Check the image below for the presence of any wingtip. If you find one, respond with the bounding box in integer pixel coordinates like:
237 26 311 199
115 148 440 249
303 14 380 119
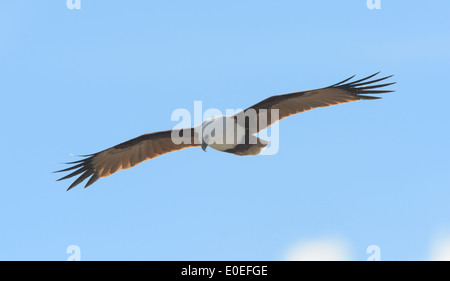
84 174 100 189
329 74 356 87
66 178 87 191
329 72 396 97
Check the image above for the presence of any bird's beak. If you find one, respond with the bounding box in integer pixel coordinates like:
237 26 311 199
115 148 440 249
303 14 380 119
201 140 208 152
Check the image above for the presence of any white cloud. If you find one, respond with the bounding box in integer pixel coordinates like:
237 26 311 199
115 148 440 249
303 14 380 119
284 237 352 261
429 232 450 261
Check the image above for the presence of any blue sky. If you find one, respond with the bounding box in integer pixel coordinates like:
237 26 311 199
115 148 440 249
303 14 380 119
1 1 449 261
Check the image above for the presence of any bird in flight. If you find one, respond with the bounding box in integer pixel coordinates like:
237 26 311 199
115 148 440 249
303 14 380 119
55 72 395 190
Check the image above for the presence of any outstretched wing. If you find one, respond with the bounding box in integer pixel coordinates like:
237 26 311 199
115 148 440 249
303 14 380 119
235 72 395 134
55 128 199 191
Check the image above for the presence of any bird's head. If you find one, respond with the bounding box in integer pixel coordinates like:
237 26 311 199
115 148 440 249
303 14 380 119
200 118 216 152
201 138 208 152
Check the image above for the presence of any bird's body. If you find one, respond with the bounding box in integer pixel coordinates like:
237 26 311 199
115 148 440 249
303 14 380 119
200 115 245 152
56 73 395 190
198 115 269 155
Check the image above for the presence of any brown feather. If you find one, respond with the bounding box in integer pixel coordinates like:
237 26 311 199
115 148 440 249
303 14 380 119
235 73 395 133
56 128 199 190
